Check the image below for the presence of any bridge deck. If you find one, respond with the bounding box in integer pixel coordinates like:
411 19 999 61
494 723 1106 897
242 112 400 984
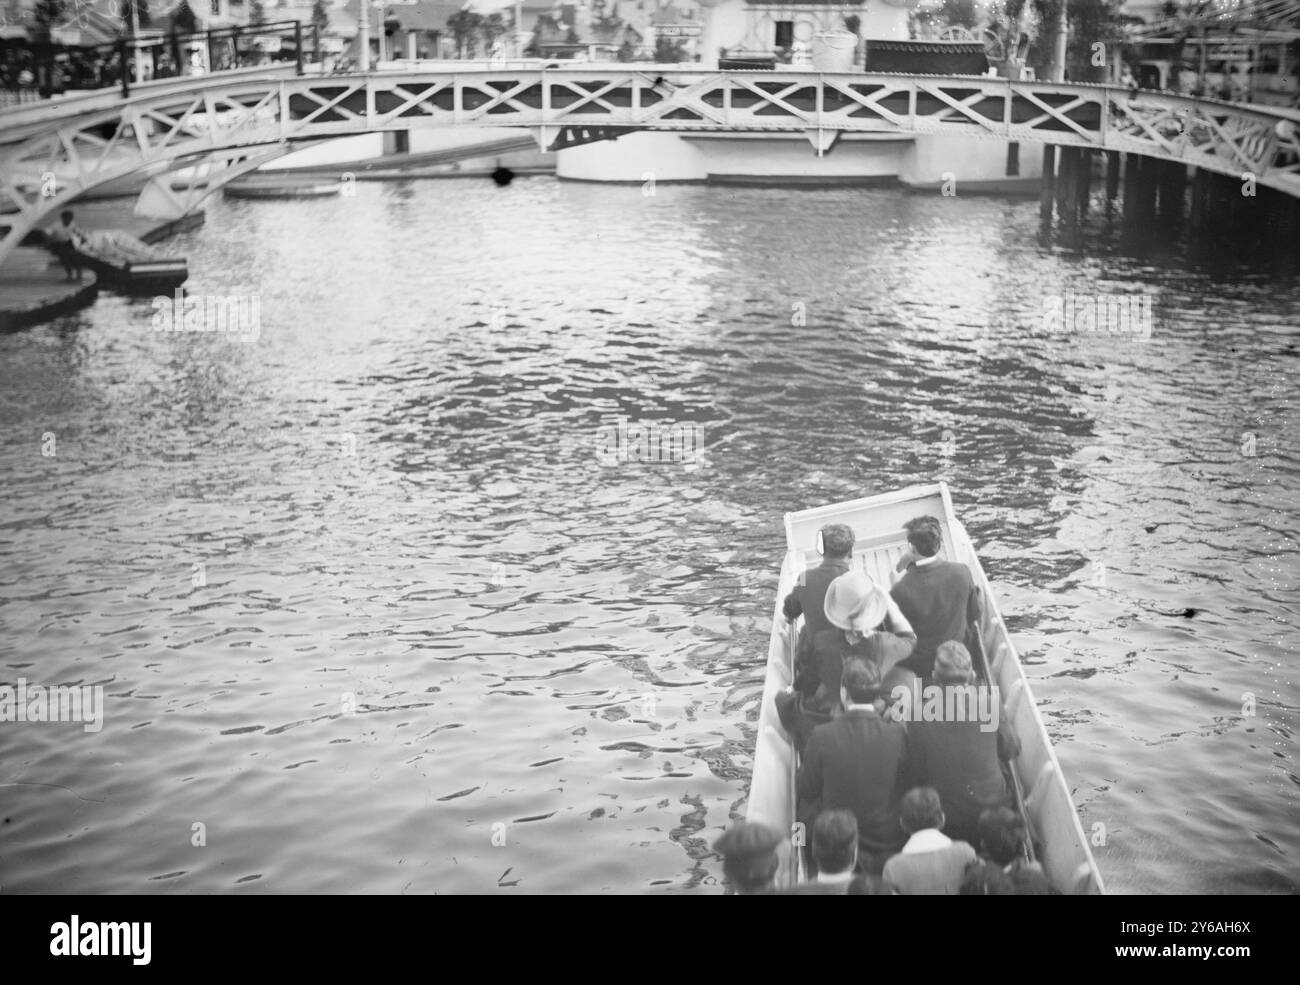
2 67 1299 267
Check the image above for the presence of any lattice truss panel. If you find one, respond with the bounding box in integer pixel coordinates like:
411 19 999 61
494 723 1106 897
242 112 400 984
2 70 1298 263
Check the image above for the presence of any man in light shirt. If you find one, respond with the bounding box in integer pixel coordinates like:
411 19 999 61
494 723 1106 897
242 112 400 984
882 787 976 895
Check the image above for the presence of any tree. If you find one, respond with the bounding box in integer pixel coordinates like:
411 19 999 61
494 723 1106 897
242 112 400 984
311 0 329 34
33 0 66 31
447 9 484 58
482 11 506 53
940 0 980 29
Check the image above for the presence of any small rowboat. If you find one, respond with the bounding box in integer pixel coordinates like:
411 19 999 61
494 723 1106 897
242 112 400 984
748 482 1105 894
73 229 188 294
223 179 340 200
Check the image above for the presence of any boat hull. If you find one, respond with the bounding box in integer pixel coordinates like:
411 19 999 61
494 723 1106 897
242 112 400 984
748 482 1105 894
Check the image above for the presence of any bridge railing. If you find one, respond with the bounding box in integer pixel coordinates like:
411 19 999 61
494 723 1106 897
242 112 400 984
0 19 322 103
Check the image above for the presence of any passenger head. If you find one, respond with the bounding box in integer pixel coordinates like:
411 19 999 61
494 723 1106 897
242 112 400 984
819 523 855 560
811 809 857 876
840 658 883 708
934 640 975 685
900 787 945 835
714 820 783 894
904 515 944 558
977 807 1028 866
824 572 887 634
60 209 75 224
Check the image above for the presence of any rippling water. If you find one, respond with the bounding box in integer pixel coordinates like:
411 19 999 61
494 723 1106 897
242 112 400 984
1 177 1298 894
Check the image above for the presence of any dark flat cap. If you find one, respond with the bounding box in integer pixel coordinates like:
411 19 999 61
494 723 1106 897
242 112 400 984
714 820 783 861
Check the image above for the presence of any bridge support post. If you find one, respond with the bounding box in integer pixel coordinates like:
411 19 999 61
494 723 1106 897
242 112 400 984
1104 151 1119 215
1122 154 1138 226
1156 160 1186 226
1039 145 1057 225
1056 147 1078 229
1075 149 1092 220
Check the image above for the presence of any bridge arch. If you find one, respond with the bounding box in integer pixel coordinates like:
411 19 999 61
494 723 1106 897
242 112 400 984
3 66 1299 265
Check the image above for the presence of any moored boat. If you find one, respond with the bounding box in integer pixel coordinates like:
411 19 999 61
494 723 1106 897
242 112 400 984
73 229 188 294
748 482 1105 893
223 179 341 200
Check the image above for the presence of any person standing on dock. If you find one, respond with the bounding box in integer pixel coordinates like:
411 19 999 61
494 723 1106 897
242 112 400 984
890 516 981 682
44 210 85 282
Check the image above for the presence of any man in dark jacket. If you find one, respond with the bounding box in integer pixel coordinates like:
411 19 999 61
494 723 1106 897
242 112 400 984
783 522 855 640
890 515 981 681
904 641 1018 845
797 659 911 869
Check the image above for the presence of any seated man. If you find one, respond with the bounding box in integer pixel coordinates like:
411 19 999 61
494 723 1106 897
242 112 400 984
783 522 855 642
960 807 1054 895
779 571 916 749
781 809 859 895
713 820 785 895
796 659 911 870
890 515 981 681
881 787 977 895
905 641 1019 845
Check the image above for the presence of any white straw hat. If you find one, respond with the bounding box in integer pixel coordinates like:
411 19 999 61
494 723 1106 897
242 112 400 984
823 572 888 633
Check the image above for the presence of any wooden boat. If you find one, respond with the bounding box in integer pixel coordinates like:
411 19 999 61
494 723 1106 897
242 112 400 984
223 179 340 200
748 482 1106 894
73 230 188 294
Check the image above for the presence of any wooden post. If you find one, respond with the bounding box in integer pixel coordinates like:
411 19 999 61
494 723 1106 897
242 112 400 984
1076 148 1092 219
1058 147 1077 228
1122 153 1140 226
119 39 130 98
296 22 304 75
1157 160 1186 225
1190 166 1207 232
1104 150 1119 214
1040 145 1057 225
